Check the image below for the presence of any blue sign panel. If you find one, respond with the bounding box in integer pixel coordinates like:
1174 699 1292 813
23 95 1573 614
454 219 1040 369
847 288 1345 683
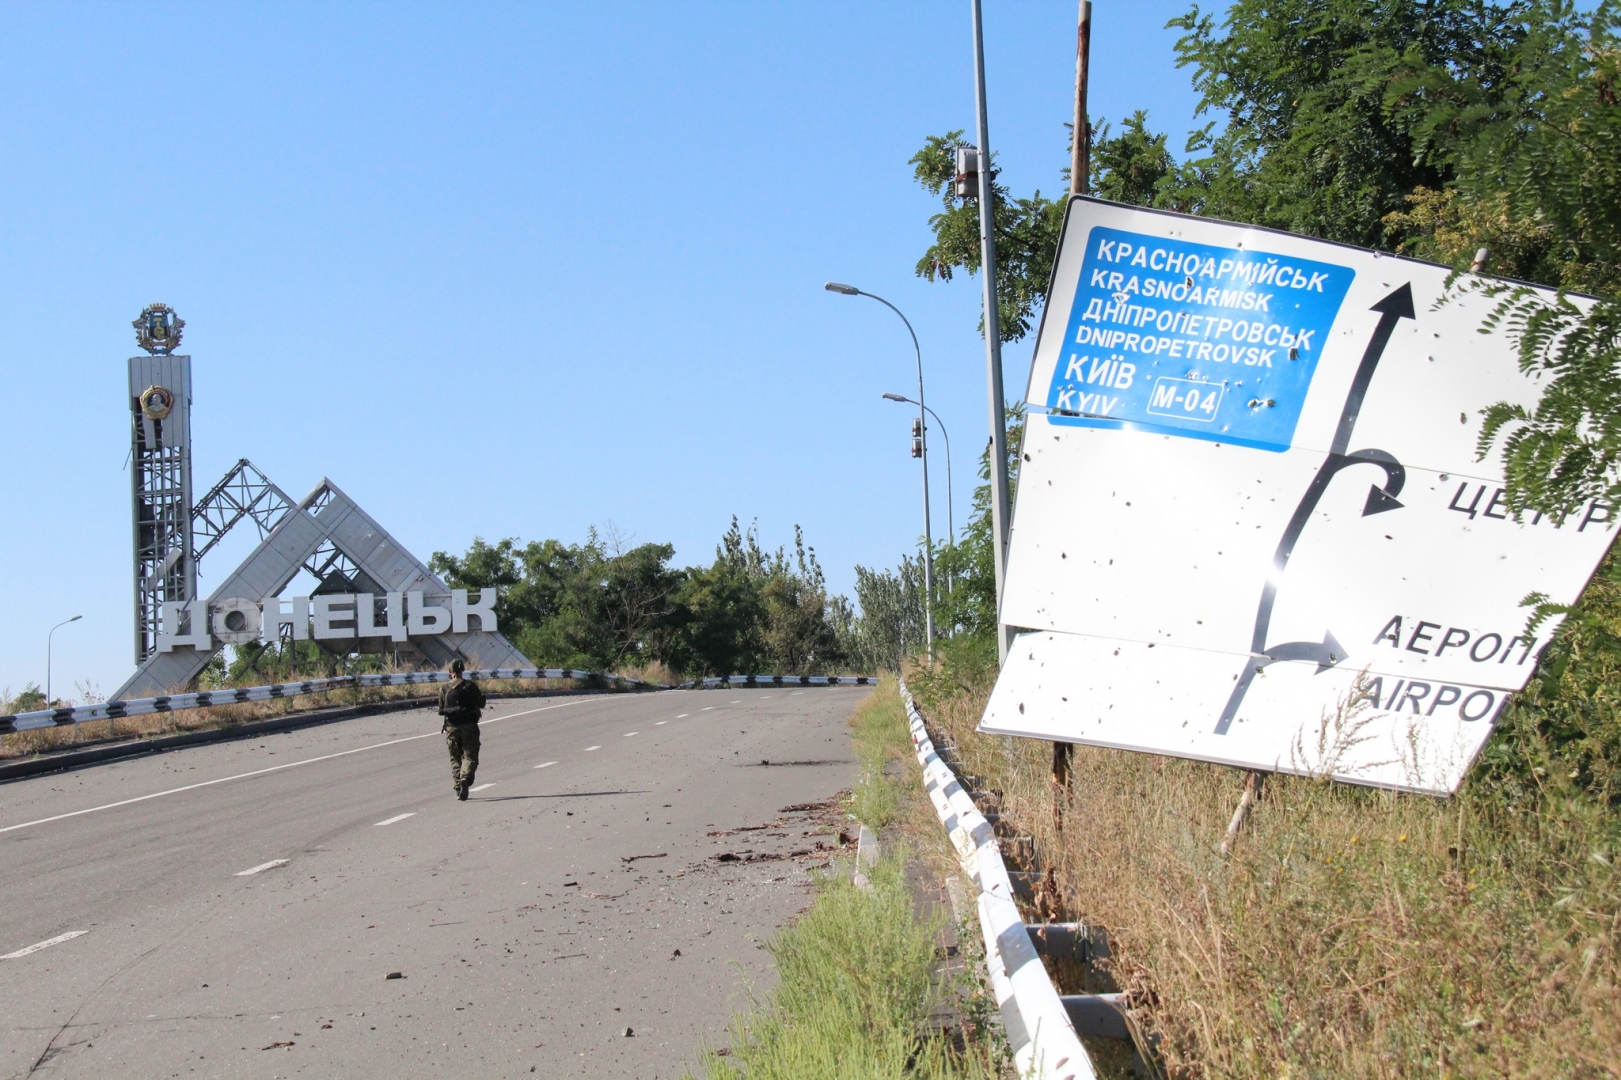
1045 227 1355 452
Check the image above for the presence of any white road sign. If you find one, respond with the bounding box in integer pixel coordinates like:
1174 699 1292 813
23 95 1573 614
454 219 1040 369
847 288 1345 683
981 197 1616 795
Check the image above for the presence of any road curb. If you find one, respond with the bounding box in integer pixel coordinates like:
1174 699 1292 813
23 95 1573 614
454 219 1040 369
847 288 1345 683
0 686 603 785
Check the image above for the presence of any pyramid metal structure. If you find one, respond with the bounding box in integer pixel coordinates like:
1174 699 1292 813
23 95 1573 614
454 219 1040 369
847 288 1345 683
114 477 531 700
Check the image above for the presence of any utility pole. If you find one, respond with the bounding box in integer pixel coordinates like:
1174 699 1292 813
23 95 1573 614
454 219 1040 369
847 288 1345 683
971 0 1013 666
1052 0 1092 824
1071 2 1092 198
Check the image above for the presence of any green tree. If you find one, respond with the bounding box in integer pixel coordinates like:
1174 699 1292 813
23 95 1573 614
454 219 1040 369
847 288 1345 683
431 519 853 678
664 519 846 675
1090 112 1170 206
431 531 680 671
1169 0 1527 248
843 557 927 672
6 684 46 712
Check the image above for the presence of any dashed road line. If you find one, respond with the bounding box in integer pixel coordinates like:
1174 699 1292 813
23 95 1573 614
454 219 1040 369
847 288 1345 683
624 732 638 737
676 714 689 718
235 859 289 877
2 931 88 960
702 707 715 711
585 746 601 752
535 761 558 769
374 813 415 827
0 698 590 837
655 721 666 726
469 783 495 792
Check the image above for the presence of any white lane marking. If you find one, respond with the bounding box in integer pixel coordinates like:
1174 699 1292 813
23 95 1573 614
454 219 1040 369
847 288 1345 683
584 745 601 752
373 813 415 827
483 701 584 725
0 698 589 837
655 721 666 726
702 707 715 711
2 931 88 960
731 699 742 703
676 714 689 718
235 859 289 877
760 695 773 699
534 761 558 769
623 732 638 737
791 692 804 696
469 783 495 792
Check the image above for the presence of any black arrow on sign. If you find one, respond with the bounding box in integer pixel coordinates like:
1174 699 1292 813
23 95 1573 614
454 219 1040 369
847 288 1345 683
1213 283 1415 735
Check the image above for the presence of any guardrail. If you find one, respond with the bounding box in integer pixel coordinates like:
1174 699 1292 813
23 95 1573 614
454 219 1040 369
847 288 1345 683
899 678 1096 1080
0 668 879 736
0 668 651 735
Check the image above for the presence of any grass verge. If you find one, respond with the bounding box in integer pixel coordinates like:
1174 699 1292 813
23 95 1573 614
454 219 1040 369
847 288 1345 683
909 652 1621 1079
689 678 1007 1079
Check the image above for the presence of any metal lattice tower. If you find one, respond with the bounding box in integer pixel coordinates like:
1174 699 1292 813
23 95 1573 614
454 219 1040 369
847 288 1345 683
192 458 295 563
129 306 195 664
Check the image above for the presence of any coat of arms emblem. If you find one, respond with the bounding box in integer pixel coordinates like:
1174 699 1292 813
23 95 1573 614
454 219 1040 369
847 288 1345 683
133 304 184 355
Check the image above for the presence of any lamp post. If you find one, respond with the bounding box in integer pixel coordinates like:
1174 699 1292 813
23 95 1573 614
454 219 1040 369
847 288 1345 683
882 393 953 550
826 282 935 656
47 615 82 707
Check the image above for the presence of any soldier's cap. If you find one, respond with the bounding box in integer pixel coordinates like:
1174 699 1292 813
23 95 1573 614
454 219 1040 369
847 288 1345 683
449 659 465 674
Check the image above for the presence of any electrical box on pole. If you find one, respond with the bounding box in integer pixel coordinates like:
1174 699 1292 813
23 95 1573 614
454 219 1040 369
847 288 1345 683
953 146 981 199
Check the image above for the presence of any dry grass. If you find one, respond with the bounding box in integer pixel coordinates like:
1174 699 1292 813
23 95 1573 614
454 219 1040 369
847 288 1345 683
0 675 609 762
909 669 1621 1079
613 659 681 687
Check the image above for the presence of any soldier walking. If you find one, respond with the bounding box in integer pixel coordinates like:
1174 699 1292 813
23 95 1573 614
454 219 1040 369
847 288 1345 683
438 659 486 801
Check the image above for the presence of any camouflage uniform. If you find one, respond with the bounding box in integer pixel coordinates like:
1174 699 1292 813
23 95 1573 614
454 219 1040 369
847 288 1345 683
439 674 486 798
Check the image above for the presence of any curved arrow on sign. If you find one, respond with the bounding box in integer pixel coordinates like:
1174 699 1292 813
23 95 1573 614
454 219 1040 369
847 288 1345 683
1214 283 1415 735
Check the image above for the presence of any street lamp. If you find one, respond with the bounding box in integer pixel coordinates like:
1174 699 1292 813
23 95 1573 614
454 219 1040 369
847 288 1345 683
826 282 935 656
47 615 82 707
882 393 953 550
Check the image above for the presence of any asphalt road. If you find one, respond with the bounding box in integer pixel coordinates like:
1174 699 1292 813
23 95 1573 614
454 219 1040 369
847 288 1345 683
0 685 869 1079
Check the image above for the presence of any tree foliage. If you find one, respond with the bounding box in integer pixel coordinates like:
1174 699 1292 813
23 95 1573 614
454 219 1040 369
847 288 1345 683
431 519 851 678
910 132 1065 343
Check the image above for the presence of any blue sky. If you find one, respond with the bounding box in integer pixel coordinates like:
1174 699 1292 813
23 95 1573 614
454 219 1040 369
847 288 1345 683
0 1 1206 698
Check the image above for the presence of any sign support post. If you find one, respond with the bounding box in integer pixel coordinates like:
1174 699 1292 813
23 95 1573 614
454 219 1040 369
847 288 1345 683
1051 1 1093 820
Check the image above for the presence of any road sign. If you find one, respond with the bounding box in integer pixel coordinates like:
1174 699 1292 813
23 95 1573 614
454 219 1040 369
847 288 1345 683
982 197 1617 795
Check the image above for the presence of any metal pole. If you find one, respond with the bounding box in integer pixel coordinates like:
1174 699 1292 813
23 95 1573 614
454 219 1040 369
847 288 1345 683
887 396 954 551
887 394 954 601
47 615 82 706
971 0 1013 665
1070 2 1092 197
834 287 935 656
1052 0 1093 824
880 299 938 659
929 405 955 550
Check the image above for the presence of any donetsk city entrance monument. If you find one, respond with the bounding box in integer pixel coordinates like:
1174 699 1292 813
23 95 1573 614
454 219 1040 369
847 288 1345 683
115 305 530 701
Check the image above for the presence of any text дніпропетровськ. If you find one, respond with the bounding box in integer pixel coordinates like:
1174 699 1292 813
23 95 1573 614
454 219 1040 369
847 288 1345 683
1046 227 1356 452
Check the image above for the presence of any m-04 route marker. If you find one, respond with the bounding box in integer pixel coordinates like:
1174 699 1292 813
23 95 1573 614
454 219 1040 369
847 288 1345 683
982 197 1617 795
